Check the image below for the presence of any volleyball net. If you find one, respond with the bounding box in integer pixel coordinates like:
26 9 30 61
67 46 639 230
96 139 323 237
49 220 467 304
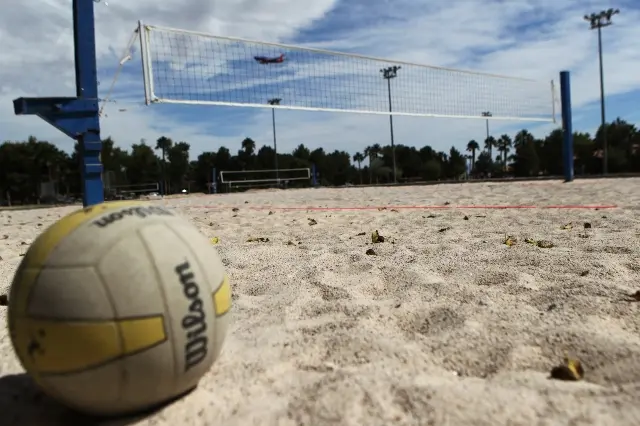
219 168 312 192
104 170 159 198
136 22 557 123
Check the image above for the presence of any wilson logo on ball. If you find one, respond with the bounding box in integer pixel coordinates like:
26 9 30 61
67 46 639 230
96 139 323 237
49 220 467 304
91 206 174 228
175 261 209 371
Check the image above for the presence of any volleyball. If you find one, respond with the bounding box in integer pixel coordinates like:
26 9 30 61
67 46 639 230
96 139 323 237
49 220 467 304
7 201 232 416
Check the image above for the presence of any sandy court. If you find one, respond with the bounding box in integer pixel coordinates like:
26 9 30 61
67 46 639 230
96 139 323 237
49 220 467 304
1 178 640 425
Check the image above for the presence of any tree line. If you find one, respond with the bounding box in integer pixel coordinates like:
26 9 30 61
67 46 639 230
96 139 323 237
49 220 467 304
0 118 639 204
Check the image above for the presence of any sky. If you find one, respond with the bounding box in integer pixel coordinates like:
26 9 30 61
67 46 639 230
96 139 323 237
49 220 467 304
1 0 639 162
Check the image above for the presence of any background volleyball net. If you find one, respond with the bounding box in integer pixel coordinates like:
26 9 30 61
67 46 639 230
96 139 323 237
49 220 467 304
104 170 159 198
137 23 557 122
219 168 311 192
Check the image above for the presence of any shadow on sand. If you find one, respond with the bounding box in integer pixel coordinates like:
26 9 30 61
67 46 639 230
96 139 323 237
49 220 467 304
0 373 181 426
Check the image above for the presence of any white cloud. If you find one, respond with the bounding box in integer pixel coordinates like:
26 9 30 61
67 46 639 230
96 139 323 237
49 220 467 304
1 0 639 163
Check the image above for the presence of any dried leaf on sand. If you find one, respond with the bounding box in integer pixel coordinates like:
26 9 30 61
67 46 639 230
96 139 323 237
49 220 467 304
372 230 385 243
247 237 270 243
503 235 517 246
524 238 555 248
550 356 584 381
536 240 555 248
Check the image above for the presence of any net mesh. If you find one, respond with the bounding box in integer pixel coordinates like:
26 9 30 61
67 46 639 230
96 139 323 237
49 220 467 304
140 24 556 122
108 182 160 194
220 168 311 184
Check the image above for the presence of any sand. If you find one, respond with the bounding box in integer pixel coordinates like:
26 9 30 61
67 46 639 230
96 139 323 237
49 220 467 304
1 178 640 426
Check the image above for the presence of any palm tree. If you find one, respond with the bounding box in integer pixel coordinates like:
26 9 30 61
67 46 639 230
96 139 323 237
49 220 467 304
363 144 381 184
239 137 257 170
513 129 534 150
466 140 480 171
497 134 512 170
155 136 173 194
369 144 382 161
364 146 372 184
484 136 497 164
241 137 256 156
353 152 365 184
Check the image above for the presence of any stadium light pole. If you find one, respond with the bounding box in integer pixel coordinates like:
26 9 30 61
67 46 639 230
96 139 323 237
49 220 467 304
584 8 619 175
482 111 492 164
381 65 401 183
267 98 281 184
481 111 492 141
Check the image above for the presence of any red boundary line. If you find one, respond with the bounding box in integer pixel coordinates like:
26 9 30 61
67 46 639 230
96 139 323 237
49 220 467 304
177 204 618 211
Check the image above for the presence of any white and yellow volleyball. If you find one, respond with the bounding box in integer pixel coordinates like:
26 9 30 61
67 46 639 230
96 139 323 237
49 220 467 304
7 201 231 416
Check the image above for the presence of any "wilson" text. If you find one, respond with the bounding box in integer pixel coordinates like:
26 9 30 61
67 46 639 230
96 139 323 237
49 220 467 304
175 261 209 371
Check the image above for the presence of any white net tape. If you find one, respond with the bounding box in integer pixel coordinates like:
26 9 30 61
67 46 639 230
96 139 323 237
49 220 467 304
139 23 556 122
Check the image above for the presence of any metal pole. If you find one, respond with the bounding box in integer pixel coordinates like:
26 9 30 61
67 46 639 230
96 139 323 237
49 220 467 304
267 98 282 185
485 119 489 141
387 77 397 183
381 66 400 184
560 71 574 182
481 111 492 164
13 0 104 206
585 9 619 175
161 149 166 196
597 25 607 175
272 107 279 184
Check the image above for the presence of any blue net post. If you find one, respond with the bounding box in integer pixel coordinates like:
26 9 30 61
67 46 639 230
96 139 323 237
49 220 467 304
12 0 103 207
311 164 317 186
211 168 217 194
560 71 574 183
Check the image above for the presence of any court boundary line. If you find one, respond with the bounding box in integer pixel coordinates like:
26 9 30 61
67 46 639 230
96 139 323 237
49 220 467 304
173 204 619 211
